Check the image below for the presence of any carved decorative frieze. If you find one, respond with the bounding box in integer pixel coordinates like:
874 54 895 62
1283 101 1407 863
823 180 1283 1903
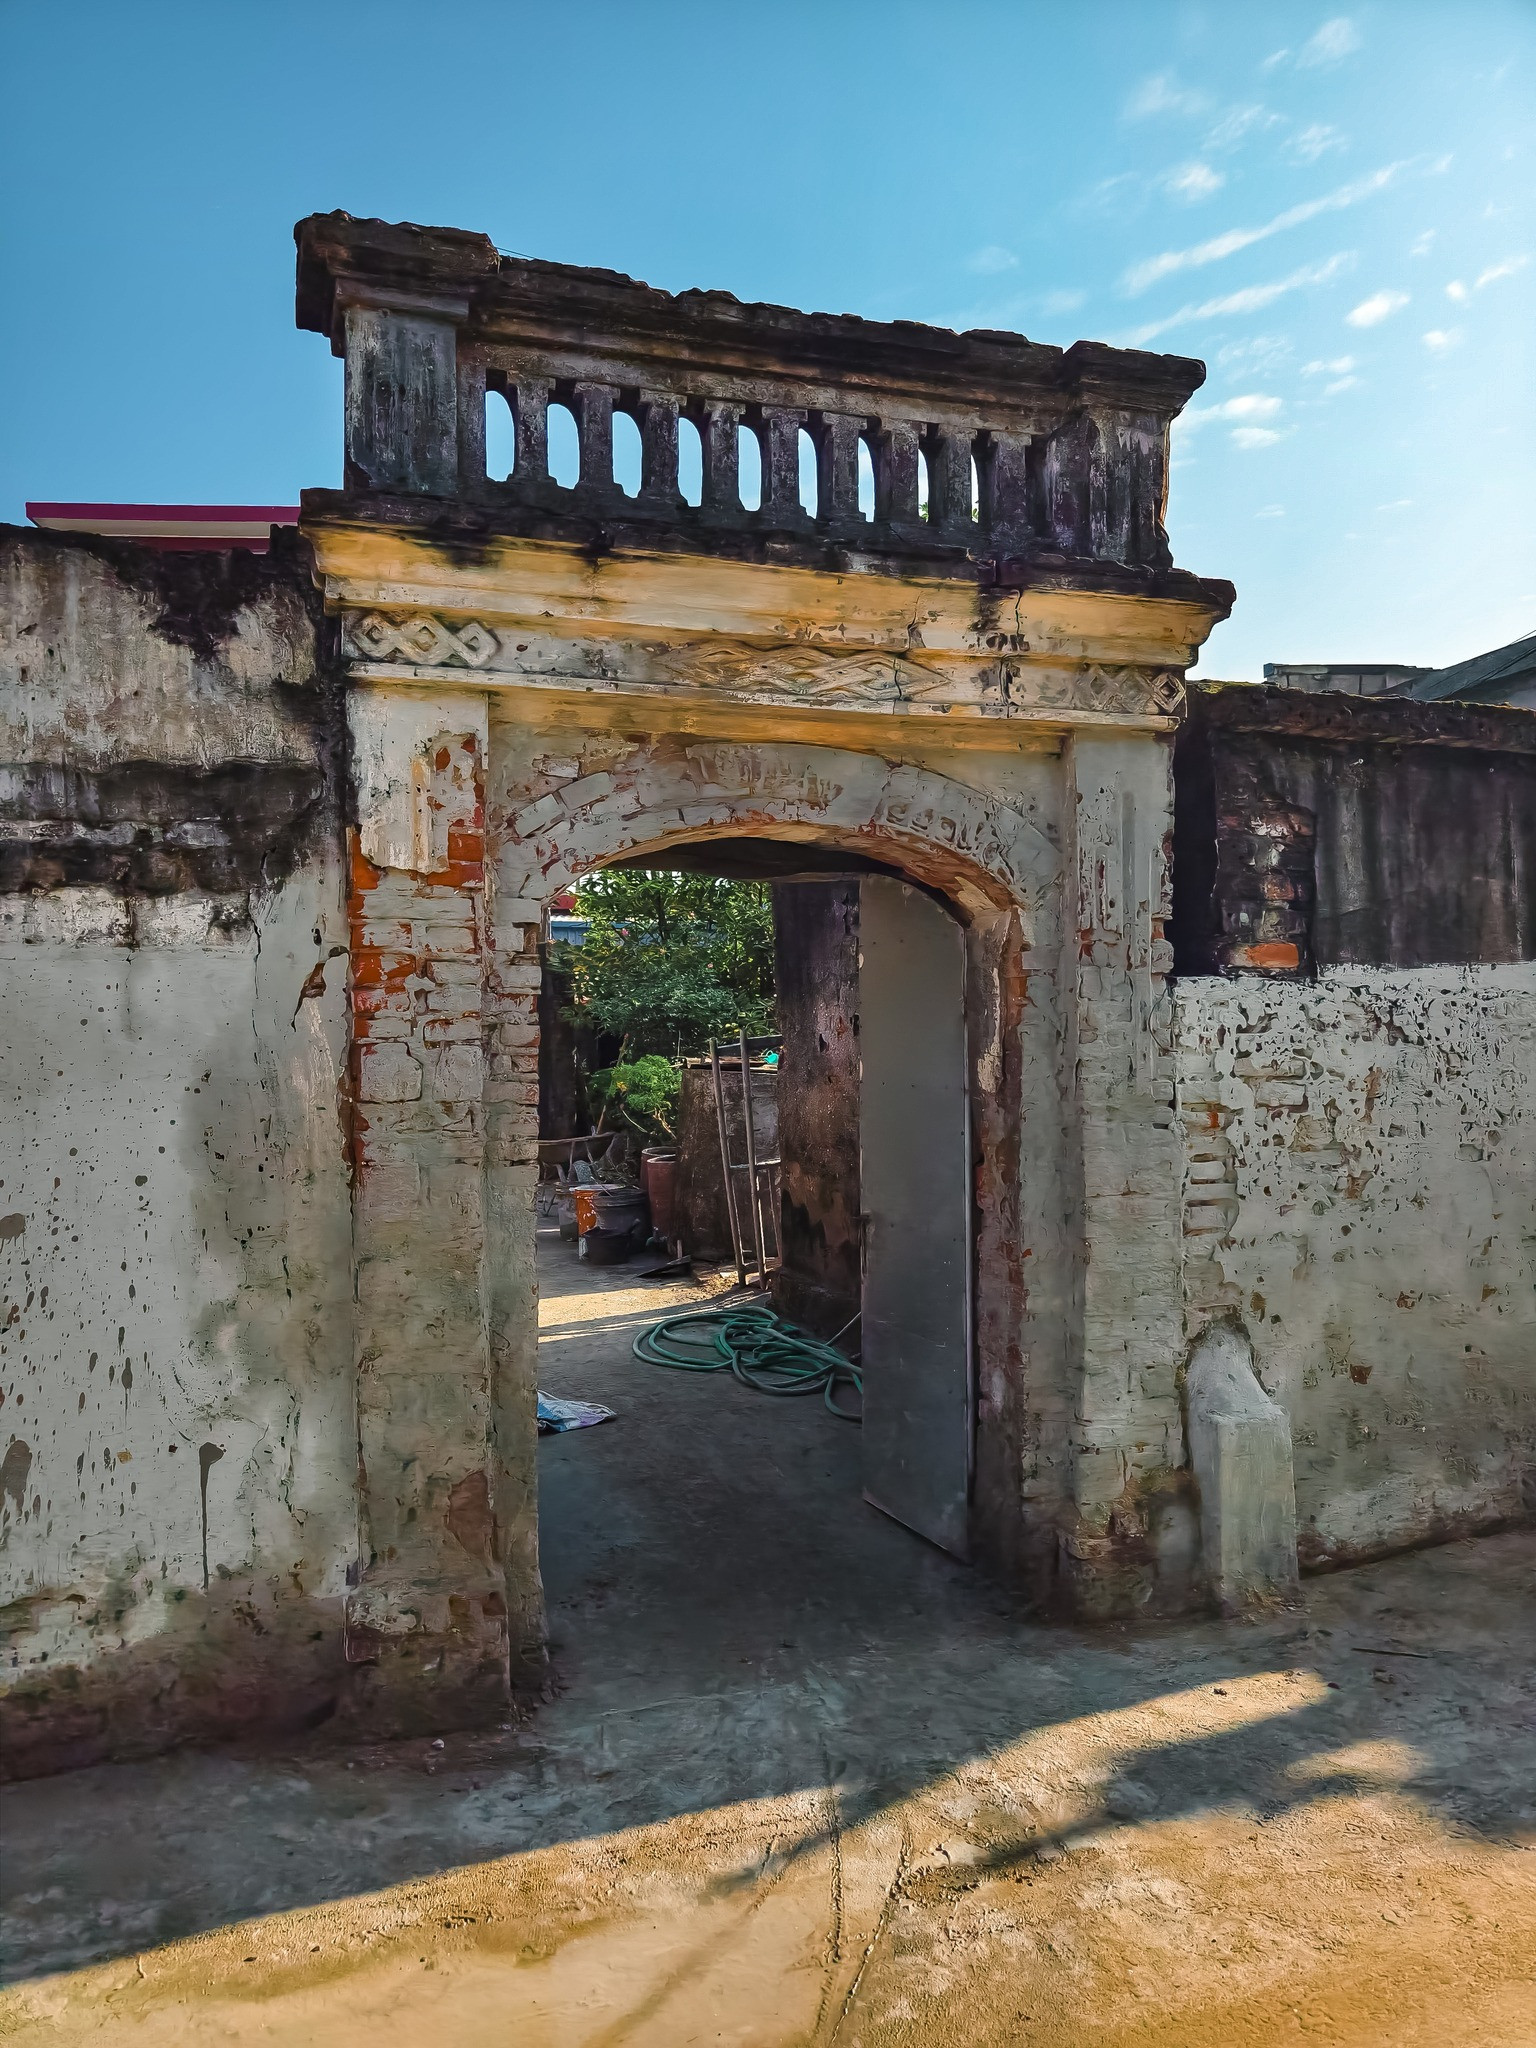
341 607 1186 722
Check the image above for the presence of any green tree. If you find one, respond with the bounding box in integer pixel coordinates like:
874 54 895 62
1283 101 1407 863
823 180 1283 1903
552 868 776 1061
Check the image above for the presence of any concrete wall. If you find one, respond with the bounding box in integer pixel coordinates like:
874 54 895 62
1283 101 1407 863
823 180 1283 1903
1176 966 1536 1566
0 529 356 1776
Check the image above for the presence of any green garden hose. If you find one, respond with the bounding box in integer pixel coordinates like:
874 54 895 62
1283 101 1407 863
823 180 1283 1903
633 1301 862 1420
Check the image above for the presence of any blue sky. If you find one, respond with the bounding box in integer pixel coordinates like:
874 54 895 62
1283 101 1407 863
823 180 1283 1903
2 1 1531 677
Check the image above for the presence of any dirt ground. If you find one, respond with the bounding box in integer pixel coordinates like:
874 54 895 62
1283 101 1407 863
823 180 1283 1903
2 1227 1533 2045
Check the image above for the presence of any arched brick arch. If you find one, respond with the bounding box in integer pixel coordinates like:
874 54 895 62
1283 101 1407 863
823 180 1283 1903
489 734 1060 921
480 721 1063 1633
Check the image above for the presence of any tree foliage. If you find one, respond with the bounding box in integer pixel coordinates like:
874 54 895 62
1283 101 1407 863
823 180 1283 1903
552 868 776 1060
584 1055 681 1141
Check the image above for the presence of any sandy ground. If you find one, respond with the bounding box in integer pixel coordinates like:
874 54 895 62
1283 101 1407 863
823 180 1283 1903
1 1227 1533 2044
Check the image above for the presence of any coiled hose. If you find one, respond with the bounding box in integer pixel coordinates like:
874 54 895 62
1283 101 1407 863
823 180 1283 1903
632 1301 862 1420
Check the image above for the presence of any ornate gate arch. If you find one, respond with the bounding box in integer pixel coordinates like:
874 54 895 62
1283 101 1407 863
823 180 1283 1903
296 213 1233 1728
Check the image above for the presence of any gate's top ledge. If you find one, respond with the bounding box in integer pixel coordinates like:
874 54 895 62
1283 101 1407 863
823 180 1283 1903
295 211 1232 610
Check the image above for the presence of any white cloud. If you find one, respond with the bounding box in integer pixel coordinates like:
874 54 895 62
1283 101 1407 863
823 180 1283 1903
1376 499 1414 510
1445 279 1469 302
1422 328 1462 352
1346 289 1409 327
1298 18 1362 67
1126 253 1354 344
1410 230 1436 256
1302 355 1356 374
1475 255 1530 288
1288 123 1344 165
1164 161 1225 201
967 245 1018 275
1232 427 1284 448
1256 504 1287 517
1204 103 1279 151
1040 287 1086 315
1122 163 1402 294
1261 49 1291 71
1184 393 1285 431
1126 73 1208 120
1218 333 1293 372
1325 375 1360 394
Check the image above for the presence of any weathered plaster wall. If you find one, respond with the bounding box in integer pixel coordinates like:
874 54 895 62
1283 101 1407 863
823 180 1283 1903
0 530 355 1777
1175 967 1536 1567
1172 686 1536 976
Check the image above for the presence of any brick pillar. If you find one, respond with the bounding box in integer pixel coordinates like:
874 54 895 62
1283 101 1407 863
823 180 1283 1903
1059 732 1188 1615
343 684 513 1733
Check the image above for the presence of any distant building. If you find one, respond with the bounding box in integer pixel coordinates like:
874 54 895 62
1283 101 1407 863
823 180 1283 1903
1262 661 1426 697
1264 630 1536 709
1395 631 1536 710
26 503 299 553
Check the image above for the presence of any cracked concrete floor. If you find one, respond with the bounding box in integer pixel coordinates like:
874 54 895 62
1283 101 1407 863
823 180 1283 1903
2 1228 1533 2044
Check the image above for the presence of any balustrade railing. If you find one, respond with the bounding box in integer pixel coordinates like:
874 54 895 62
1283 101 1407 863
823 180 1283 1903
297 212 1211 577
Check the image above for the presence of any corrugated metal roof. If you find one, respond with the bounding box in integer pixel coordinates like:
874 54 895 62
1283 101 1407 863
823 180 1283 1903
1400 631 1536 704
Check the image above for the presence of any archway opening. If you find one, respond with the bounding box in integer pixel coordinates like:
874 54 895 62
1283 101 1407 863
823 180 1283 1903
531 832 976 1696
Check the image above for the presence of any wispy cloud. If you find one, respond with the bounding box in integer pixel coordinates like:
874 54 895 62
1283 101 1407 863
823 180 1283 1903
1410 230 1436 256
1040 287 1086 315
1126 253 1354 344
1287 123 1345 165
1164 161 1225 201
1298 18 1362 67
1324 375 1359 394
1475 255 1530 288
1232 426 1284 449
1256 504 1287 517
1302 355 1356 375
1347 289 1408 327
1263 18 1362 74
1218 333 1294 372
967 245 1017 275
1204 103 1279 151
1188 393 1285 424
1422 328 1462 352
1125 72 1208 120
1122 164 1401 294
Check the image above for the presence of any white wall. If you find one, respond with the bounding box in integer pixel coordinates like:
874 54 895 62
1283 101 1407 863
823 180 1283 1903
1176 966 1536 1564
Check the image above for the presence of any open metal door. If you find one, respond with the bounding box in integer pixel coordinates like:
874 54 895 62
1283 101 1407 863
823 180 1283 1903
858 876 972 1558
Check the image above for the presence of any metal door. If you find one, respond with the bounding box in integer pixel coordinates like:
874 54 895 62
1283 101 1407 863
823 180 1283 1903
858 876 972 1557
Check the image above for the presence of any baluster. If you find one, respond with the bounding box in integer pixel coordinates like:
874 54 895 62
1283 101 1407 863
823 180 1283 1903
977 430 1032 548
695 399 742 521
512 377 551 489
570 382 617 503
871 420 921 532
815 413 865 531
757 407 810 528
458 353 487 492
925 427 975 538
636 391 683 515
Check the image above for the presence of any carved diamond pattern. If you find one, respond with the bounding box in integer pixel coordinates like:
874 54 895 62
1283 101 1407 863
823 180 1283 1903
349 611 500 668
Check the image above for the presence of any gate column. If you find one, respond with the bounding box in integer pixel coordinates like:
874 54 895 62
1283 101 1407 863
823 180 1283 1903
1060 731 1189 1614
343 680 531 1731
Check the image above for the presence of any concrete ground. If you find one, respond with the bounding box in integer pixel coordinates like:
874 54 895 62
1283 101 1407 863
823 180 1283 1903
1 1227 1533 2044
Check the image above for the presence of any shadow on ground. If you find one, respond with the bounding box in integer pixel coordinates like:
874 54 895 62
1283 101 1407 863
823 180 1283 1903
2 1233 1532 1986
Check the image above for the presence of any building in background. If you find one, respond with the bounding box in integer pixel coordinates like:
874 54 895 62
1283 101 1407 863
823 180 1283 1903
26 504 300 553
1263 630 1536 708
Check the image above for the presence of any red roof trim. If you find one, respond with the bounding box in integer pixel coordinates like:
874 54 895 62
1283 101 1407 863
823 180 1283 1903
27 503 301 522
